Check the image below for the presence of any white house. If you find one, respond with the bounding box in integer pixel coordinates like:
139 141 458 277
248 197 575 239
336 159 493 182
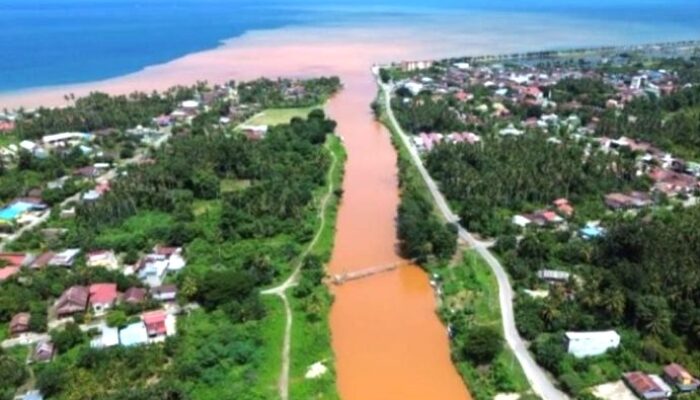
48 249 81 267
565 330 620 358
512 215 532 228
90 325 120 349
403 81 425 96
86 250 119 270
499 124 524 137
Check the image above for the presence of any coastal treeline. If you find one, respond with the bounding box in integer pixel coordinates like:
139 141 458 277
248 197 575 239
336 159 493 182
238 77 341 108
13 88 196 139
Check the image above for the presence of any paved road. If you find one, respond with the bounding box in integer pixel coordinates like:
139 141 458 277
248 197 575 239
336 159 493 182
1 333 50 349
377 72 568 400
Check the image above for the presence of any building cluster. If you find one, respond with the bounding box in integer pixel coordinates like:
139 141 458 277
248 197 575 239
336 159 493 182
3 244 187 375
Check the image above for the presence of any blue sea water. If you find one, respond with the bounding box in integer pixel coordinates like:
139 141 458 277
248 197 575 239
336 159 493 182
1 0 699 93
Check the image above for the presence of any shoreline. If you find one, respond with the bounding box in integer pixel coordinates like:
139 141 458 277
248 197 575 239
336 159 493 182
2 9 699 110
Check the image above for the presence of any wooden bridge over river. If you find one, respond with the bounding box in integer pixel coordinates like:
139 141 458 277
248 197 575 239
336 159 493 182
331 260 415 285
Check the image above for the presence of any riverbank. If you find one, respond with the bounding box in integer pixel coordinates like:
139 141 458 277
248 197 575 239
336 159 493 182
378 90 530 399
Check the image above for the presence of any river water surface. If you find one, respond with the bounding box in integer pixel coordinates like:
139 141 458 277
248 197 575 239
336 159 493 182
326 68 472 400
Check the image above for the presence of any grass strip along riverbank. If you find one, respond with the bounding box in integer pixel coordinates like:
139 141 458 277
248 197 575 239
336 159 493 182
260 126 346 400
377 88 536 400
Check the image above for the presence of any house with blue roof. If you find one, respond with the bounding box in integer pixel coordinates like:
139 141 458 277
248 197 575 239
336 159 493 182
119 322 149 347
580 223 606 240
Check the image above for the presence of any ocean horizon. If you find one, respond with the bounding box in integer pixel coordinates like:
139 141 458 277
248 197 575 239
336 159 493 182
1 0 700 94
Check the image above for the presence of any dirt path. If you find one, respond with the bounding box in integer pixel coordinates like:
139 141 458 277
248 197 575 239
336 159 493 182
261 138 340 400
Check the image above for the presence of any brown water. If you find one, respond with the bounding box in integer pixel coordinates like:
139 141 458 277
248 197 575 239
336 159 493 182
0 29 471 400
326 71 471 400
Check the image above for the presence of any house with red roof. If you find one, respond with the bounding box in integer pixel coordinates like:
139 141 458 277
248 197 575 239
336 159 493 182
649 167 698 197
0 266 20 282
0 120 15 133
123 287 147 305
89 283 119 315
55 285 89 318
141 309 176 343
0 252 34 268
624 371 673 400
663 363 700 392
553 198 574 217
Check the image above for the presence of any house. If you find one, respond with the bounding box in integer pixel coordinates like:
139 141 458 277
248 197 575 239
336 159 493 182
624 372 673 400
9 312 31 336
119 322 149 347
89 283 119 315
402 81 425 96
0 252 35 268
0 266 20 282
42 132 91 148
553 198 574 217
239 125 268 141
512 215 532 228
537 269 571 283
565 331 620 358
55 285 89 317
519 210 563 227
580 223 606 240
15 390 44 400
151 284 177 302
33 341 55 363
141 310 176 342
0 120 15 133
154 245 186 272
73 166 99 179
123 287 147 304
499 124 524 136
604 192 653 210
30 252 55 269
90 325 120 349
663 363 700 392
86 250 119 270
136 255 169 287
649 168 698 196
48 249 81 267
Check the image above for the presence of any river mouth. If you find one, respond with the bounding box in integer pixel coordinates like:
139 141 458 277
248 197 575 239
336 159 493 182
4 11 696 399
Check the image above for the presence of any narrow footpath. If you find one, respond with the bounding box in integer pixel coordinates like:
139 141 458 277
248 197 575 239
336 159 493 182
260 140 339 400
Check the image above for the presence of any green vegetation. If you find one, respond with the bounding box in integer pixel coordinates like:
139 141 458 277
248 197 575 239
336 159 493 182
242 106 319 126
424 135 644 237
379 94 457 262
0 102 344 399
288 134 345 399
14 88 196 140
494 206 700 396
380 89 526 397
238 77 341 108
391 94 467 134
438 252 530 400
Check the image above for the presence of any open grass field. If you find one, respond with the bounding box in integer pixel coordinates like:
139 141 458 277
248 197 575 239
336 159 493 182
242 106 321 127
